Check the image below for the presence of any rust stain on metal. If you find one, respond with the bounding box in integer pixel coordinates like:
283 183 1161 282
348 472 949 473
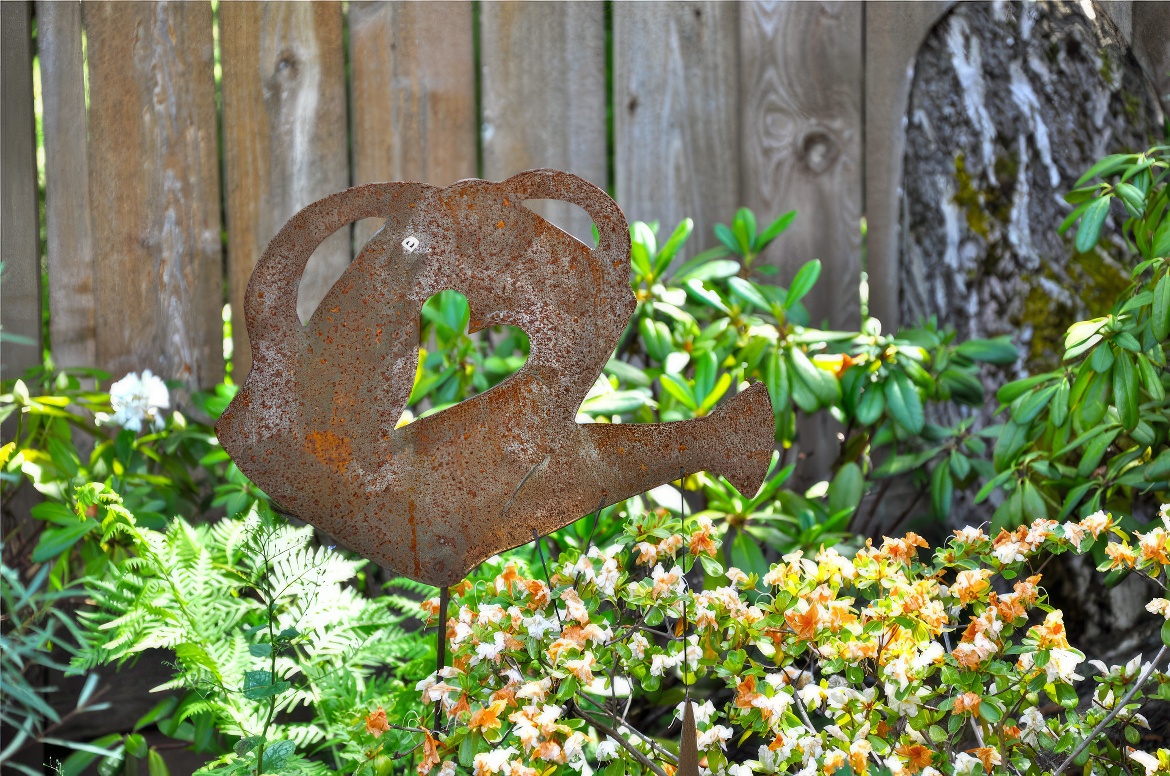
216 169 774 588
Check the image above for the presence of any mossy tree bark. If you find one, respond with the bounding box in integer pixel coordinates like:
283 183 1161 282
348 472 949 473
897 0 1166 670
900 1 1164 373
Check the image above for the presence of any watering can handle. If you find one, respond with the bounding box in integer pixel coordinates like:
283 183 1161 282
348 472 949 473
498 169 632 291
244 182 438 352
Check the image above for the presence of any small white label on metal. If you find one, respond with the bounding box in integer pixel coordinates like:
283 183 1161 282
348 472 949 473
402 236 420 253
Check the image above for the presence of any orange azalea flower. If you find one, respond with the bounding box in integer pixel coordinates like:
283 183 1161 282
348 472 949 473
688 516 718 558
1140 528 1170 565
1002 725 1022 742
1105 542 1139 569
495 562 523 595
417 729 441 776
490 687 516 707
895 743 933 774
849 741 872 774
1030 610 1070 649
421 597 440 619
952 568 992 605
969 747 1001 770
365 707 390 738
734 675 761 709
468 699 508 733
953 692 981 716
522 579 551 608
451 580 473 596
786 604 820 641
449 693 471 717
768 734 786 751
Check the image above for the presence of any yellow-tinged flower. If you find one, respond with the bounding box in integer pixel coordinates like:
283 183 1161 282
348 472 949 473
468 699 508 733
1106 542 1139 569
1030 610 1070 649
495 562 523 595
1139 527 1170 565
952 569 992 604
565 651 596 684
895 743 934 775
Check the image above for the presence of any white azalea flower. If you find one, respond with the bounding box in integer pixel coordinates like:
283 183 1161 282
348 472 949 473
109 370 170 432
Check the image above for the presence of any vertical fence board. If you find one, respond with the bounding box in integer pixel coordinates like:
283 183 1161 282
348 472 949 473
38 1 96 371
863 1 951 331
84 2 223 388
480 2 607 243
0 1 42 381
739 1 863 486
740 1 863 331
220 2 349 378
349 2 476 251
614 2 740 258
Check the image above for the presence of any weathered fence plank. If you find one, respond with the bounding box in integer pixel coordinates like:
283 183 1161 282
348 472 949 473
740 0 863 331
220 2 349 377
83 2 224 388
739 0 864 487
480 2 607 243
38 1 96 372
614 2 740 258
0 1 41 382
349 1 477 251
863 1 951 331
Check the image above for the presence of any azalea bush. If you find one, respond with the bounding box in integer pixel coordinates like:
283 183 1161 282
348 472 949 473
984 144 1170 530
400 505 1170 776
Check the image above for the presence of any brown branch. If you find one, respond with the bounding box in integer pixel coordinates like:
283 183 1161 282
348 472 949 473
569 701 669 776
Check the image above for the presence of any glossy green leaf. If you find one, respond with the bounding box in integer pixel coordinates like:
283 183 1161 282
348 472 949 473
884 371 924 434
1112 350 1138 431
1075 196 1110 253
785 260 822 308
1153 273 1170 340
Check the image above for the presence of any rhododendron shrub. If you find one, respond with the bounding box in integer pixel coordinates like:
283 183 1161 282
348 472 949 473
383 503 1170 776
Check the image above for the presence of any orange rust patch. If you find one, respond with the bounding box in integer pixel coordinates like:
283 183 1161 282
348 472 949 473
304 430 352 473
497 220 505 229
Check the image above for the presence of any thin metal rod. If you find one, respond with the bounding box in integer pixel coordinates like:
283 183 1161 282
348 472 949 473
433 585 449 731
532 529 563 627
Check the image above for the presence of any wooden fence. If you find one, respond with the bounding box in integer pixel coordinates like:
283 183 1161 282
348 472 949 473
2 1 1167 389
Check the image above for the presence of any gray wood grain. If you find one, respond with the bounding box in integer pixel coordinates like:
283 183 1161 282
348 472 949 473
739 1 864 487
863 1 952 331
480 1 607 243
84 2 224 388
349 1 477 251
614 2 740 260
0 1 42 381
220 2 349 378
38 1 96 372
740 0 863 331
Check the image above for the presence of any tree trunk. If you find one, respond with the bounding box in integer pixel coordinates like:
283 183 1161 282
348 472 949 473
897 0 1166 666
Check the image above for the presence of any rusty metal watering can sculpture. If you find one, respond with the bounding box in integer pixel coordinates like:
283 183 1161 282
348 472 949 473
216 169 774 589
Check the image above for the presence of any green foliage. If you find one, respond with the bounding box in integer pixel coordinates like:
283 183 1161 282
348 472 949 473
987 145 1170 530
70 486 431 776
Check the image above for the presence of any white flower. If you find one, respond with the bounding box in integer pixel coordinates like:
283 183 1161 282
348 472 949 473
650 651 683 677
799 683 825 710
1129 749 1161 776
438 762 457 776
109 370 170 432
726 764 754 776
1147 599 1170 619
675 700 717 726
523 614 559 640
452 621 474 646
953 752 981 776
473 747 516 776
697 725 733 750
478 604 505 624
751 691 793 718
595 738 620 761
473 631 507 664
629 632 649 660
